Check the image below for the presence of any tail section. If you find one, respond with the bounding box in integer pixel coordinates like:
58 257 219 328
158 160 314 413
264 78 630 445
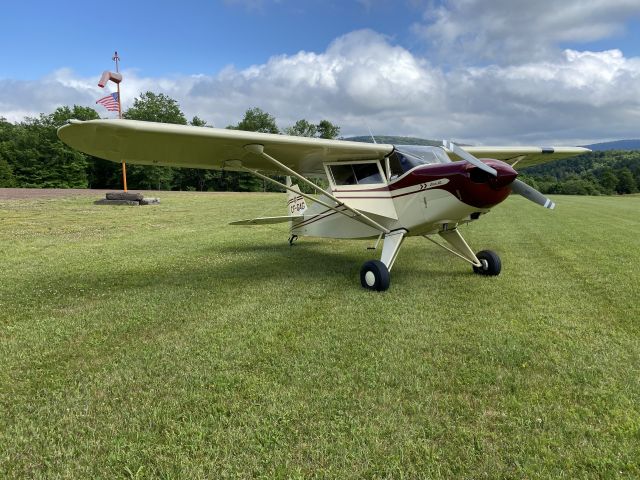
286 176 307 216
230 177 307 228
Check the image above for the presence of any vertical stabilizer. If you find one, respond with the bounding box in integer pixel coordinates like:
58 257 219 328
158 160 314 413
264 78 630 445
286 176 307 216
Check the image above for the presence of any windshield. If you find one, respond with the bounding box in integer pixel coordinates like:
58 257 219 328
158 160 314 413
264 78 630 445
388 145 452 178
395 145 451 165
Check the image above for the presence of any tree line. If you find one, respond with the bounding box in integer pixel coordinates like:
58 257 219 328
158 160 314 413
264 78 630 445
0 91 340 192
520 150 640 195
1 91 639 195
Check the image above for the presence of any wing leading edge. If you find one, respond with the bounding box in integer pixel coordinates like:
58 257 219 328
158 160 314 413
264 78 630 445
458 146 590 169
58 119 589 175
57 119 393 177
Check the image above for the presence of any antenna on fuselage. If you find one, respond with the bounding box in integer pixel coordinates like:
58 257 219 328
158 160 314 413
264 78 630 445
367 125 377 144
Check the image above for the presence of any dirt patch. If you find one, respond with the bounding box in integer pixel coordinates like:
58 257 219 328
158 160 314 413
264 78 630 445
0 188 267 200
0 188 153 200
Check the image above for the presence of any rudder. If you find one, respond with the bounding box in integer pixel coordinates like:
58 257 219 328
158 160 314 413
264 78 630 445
286 176 307 216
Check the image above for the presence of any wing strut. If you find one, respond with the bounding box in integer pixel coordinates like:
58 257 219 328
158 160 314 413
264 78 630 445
424 228 482 267
242 144 390 234
239 166 389 234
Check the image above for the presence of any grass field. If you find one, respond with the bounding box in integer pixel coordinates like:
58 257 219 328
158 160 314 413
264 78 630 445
1 191 639 478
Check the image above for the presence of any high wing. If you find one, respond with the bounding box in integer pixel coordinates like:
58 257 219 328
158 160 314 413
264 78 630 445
57 119 393 177
456 146 590 169
58 119 589 175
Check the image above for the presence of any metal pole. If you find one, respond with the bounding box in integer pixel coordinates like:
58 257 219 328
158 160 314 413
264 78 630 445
113 51 128 192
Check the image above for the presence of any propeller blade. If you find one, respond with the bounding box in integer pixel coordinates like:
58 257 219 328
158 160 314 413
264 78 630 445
443 140 498 177
511 179 556 209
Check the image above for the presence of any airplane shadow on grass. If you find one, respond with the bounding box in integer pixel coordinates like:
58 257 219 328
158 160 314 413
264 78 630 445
205 239 471 280
22 237 473 304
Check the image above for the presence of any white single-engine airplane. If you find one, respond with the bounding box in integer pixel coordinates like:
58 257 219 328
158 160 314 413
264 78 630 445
58 120 589 291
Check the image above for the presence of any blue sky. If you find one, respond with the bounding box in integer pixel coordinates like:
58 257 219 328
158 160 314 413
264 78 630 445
2 0 640 143
4 1 420 78
4 0 639 78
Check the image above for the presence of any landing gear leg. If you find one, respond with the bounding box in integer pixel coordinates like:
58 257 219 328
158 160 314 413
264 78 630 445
288 234 298 246
360 229 406 291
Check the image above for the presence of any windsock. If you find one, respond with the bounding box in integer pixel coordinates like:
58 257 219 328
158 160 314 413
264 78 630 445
98 70 123 87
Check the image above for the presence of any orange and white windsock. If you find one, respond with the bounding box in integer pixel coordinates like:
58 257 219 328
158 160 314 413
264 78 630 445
98 70 122 88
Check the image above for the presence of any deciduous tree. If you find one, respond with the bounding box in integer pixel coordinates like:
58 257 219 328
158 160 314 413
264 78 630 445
228 107 279 134
285 119 317 137
317 120 340 139
616 168 637 194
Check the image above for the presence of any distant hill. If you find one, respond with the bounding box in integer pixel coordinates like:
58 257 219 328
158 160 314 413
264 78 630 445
583 140 640 151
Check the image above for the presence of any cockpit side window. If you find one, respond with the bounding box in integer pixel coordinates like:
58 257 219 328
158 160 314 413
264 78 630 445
328 161 385 186
330 164 357 185
353 163 383 184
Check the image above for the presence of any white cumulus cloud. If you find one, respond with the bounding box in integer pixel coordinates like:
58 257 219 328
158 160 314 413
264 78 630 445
1 30 640 145
414 0 640 63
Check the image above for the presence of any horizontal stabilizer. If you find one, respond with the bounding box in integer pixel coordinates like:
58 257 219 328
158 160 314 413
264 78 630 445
230 215 303 226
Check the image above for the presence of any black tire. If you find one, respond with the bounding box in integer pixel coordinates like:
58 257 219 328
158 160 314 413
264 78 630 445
472 250 501 276
360 260 390 291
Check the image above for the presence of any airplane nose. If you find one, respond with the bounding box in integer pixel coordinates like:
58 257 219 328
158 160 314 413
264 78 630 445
457 159 517 208
486 160 518 189
466 159 518 189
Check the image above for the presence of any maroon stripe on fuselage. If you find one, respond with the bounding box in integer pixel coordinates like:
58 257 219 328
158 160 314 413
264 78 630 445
287 195 303 205
293 206 348 228
398 160 516 208
337 160 516 209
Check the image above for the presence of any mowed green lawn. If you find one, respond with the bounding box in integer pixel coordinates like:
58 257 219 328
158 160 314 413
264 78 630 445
1 192 638 479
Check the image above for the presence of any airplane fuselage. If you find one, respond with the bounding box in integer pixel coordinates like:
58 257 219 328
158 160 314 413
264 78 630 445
292 159 518 239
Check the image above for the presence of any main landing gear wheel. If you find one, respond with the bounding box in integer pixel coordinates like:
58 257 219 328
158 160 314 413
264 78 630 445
360 260 390 291
472 250 502 276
